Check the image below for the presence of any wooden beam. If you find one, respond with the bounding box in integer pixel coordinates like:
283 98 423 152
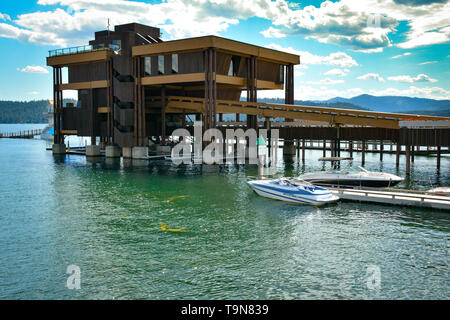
47 50 112 67
141 73 205 85
97 107 110 113
59 80 109 90
60 130 78 135
132 35 300 65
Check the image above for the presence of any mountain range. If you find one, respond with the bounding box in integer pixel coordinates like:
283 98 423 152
321 94 450 116
0 95 448 123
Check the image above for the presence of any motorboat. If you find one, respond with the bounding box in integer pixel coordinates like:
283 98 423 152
248 178 339 206
426 187 450 197
297 166 404 188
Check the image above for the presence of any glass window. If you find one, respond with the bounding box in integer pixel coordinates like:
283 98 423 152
228 59 234 76
110 39 121 51
158 55 164 75
172 54 178 74
144 57 151 76
228 56 240 76
279 65 284 83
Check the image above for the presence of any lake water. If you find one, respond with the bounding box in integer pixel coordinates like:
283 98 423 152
0 124 448 299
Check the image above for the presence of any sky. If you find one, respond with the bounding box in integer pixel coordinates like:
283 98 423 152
0 0 449 101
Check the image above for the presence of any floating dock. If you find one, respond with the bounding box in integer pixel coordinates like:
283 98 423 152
329 187 450 211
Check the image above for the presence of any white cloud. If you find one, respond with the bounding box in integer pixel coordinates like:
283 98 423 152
267 43 358 68
260 26 286 38
418 61 437 65
324 68 350 76
387 73 438 83
18 65 49 74
392 52 411 59
0 0 447 52
357 73 385 82
0 13 11 21
368 86 450 100
397 27 450 49
306 78 345 85
28 91 40 95
259 0 450 51
261 0 398 52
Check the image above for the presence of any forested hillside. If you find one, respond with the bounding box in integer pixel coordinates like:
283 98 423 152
0 100 49 123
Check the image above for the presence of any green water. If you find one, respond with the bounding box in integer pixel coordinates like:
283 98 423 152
0 129 449 299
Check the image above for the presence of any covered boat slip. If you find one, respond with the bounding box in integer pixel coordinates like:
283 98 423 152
46 22 450 176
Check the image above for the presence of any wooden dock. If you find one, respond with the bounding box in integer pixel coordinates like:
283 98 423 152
329 187 450 211
0 129 43 139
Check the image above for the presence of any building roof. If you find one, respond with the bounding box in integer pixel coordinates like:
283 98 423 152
132 35 300 65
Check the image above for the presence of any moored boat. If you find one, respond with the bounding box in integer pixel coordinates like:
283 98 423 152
248 178 339 206
297 166 404 188
426 187 450 197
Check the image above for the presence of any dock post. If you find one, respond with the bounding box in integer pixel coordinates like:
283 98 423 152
361 140 366 166
411 144 415 163
302 139 305 163
437 145 441 171
323 140 326 157
379 140 383 162
349 141 353 158
396 142 400 167
330 139 335 157
405 145 411 176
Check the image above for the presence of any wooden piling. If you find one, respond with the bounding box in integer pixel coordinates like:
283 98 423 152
302 139 305 163
323 140 326 157
361 140 366 166
437 146 441 170
349 141 353 158
396 142 400 167
405 145 411 175
379 140 383 162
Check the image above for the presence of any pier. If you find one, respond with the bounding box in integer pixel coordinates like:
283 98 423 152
329 186 450 211
0 129 43 139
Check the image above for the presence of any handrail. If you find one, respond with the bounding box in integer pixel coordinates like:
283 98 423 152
48 44 114 57
144 96 450 125
164 95 450 122
331 187 450 202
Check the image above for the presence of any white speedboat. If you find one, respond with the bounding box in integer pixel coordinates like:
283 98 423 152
248 178 339 206
426 187 450 197
297 166 404 188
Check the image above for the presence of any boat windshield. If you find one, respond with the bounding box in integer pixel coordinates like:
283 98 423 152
330 166 367 174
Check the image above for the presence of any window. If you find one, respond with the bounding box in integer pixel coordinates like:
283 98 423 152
144 57 151 76
110 39 121 51
279 65 284 83
172 54 178 74
93 43 105 50
228 59 234 76
158 55 164 75
228 56 240 76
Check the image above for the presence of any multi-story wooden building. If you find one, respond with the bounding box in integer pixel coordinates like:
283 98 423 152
46 22 299 156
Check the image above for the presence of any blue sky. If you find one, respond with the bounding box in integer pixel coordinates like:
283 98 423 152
0 0 449 101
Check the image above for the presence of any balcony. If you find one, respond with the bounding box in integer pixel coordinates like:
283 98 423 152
48 43 120 58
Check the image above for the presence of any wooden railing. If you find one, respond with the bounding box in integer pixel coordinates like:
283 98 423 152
0 129 44 139
146 95 450 129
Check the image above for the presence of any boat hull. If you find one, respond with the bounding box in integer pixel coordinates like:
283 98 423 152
303 178 402 188
249 182 339 206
